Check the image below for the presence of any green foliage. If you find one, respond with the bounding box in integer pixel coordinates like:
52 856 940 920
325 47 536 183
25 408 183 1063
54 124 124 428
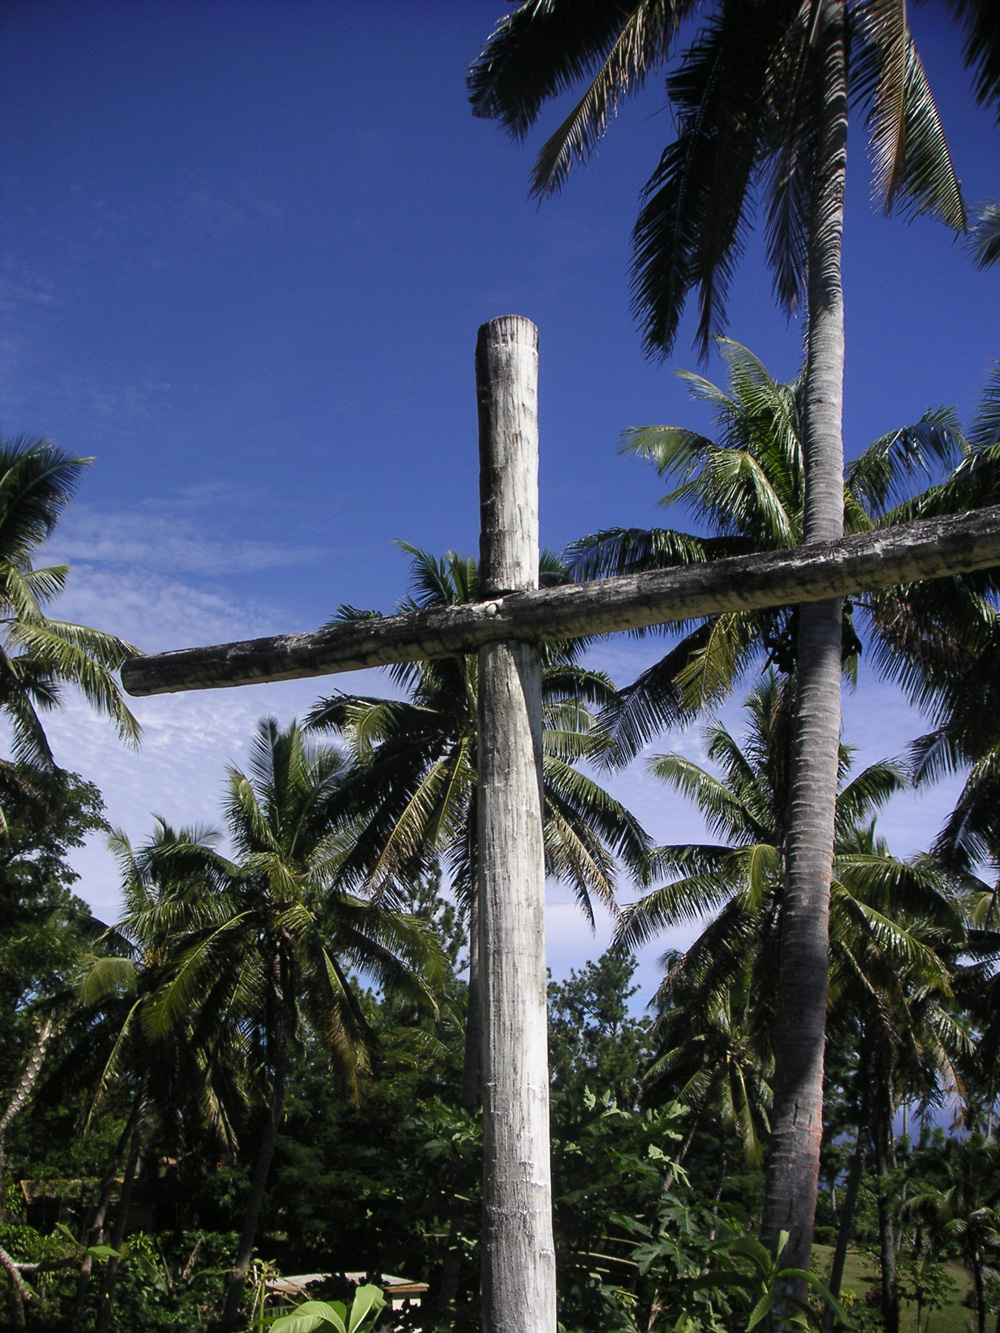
0 436 140 771
701 1231 845 1331
269 1284 385 1333
582 1213 847 1333
0 766 104 1031
548 947 652 1109
553 1087 689 1324
896 1242 958 1333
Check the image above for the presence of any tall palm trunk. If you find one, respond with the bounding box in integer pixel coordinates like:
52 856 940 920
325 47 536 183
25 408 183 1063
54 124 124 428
220 959 288 1331
95 1080 148 1333
973 1247 987 1333
0 1016 57 1226
761 0 847 1286
822 1124 866 1331
872 1085 900 1333
70 1110 136 1333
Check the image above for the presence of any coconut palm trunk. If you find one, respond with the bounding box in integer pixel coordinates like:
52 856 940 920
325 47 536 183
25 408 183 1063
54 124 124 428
760 0 846 1281
874 1114 901 1333
220 960 288 1331
95 1079 147 1333
69 1109 137 1333
822 1125 866 1331
0 1015 57 1226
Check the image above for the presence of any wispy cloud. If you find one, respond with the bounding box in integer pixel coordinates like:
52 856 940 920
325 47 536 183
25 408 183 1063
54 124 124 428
50 499 323 578
174 180 287 234
44 655 391 923
84 173 286 249
50 565 277 653
0 255 60 310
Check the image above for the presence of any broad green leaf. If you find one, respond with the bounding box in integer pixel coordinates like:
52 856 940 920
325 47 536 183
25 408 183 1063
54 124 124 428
746 1290 774 1330
270 1300 347 1333
726 1235 772 1272
797 1270 850 1321
55 1221 80 1249
347 1285 386 1332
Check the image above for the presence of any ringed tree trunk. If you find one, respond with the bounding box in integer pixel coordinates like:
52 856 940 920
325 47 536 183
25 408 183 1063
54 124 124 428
973 1247 987 1333
220 956 289 1331
95 1079 148 1333
822 1121 867 1331
70 1107 138 1333
873 1090 900 1333
0 1015 58 1226
760 0 847 1293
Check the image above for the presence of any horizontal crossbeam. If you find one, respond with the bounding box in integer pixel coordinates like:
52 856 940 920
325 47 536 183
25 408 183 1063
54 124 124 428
121 505 1000 697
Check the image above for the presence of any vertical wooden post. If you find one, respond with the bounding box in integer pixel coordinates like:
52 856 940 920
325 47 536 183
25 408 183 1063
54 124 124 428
476 315 556 1333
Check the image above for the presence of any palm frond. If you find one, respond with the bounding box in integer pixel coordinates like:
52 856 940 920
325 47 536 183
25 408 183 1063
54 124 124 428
528 2 685 196
968 201 1000 268
468 0 683 141
0 439 91 558
649 751 760 844
544 753 653 887
762 11 818 312
630 7 776 358
834 759 907 832
970 362 1000 450
5 619 140 744
943 0 1000 119
846 408 967 517
566 525 729 580
856 3 965 228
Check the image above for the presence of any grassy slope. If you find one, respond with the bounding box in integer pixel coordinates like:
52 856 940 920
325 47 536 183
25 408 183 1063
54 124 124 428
814 1244 974 1333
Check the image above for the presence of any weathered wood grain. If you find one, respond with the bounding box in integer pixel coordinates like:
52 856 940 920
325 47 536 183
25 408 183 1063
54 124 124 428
122 505 1000 697
475 316 556 1333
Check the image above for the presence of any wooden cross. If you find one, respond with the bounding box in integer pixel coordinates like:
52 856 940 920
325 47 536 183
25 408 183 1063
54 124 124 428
122 316 1000 1333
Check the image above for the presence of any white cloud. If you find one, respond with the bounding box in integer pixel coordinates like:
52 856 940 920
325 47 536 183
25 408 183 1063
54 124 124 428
50 501 323 578
48 563 281 654
48 666 393 925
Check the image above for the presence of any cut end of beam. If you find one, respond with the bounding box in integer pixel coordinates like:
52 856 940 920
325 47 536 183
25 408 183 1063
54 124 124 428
476 314 538 350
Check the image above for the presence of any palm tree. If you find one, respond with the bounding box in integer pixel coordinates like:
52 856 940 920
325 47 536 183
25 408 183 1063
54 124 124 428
823 825 970 1333
572 340 978 1280
892 374 1000 905
617 674 966 1297
569 339 967 749
142 718 446 1330
470 0 999 1273
646 957 773 1180
971 203 1000 269
305 544 652 1107
70 820 246 1333
0 438 139 777
902 1135 1000 1333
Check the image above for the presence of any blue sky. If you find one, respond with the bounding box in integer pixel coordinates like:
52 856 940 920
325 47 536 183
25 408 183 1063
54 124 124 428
1 1 998 997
